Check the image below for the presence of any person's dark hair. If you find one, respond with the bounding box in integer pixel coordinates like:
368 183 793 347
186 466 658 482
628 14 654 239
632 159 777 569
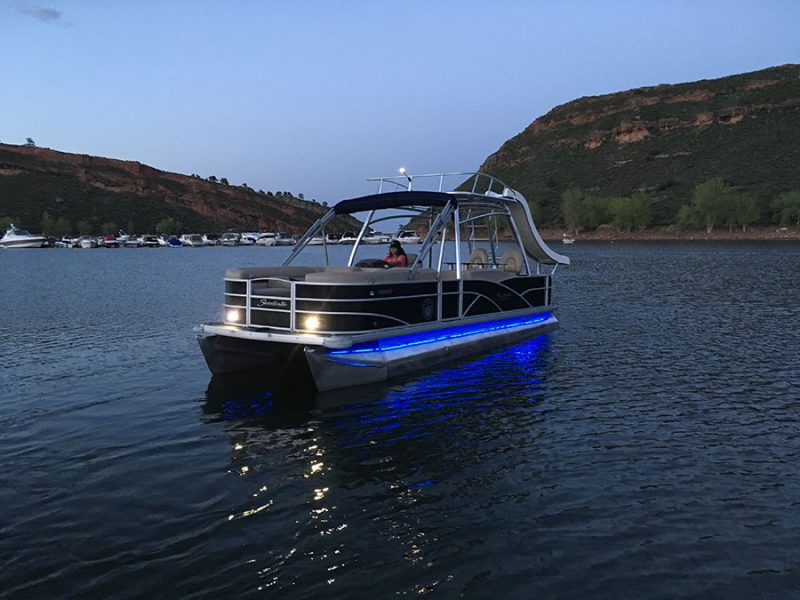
389 240 406 256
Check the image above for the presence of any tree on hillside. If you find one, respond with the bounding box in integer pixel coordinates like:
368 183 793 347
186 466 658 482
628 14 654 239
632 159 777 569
687 178 731 233
156 217 181 235
40 212 55 235
42 213 73 235
77 220 92 235
220 177 229 185
730 193 760 232
631 192 652 230
561 188 583 232
55 217 73 235
609 193 652 233
771 191 800 225
100 221 118 235
208 175 218 183
581 195 611 229
25 137 36 147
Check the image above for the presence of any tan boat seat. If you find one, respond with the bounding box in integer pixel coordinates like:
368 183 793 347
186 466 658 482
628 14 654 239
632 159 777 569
500 249 523 273
467 248 488 269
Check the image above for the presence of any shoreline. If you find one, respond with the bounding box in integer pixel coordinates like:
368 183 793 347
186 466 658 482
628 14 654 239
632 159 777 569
539 225 800 243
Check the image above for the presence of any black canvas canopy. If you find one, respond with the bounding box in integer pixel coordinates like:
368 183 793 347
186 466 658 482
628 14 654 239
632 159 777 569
333 191 455 215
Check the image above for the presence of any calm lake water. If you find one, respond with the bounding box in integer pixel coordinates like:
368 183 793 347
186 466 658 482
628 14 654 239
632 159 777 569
1 242 799 599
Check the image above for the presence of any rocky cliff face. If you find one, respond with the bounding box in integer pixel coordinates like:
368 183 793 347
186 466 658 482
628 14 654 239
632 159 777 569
0 144 353 233
480 64 800 224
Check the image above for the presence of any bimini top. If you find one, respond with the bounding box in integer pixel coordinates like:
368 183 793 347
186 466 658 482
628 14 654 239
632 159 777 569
333 191 454 214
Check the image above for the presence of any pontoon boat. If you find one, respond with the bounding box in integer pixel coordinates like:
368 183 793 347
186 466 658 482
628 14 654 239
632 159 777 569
198 172 569 391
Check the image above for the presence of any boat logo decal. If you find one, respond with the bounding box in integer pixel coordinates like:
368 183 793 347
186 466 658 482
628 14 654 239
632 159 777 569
256 298 289 309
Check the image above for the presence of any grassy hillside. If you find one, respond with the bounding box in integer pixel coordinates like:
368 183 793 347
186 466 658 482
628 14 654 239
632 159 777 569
0 144 357 234
480 64 800 225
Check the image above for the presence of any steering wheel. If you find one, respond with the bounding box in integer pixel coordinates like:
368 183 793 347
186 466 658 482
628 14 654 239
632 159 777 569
355 258 392 269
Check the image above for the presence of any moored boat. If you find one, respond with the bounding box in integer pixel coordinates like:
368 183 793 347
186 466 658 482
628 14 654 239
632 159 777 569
220 232 241 246
197 172 569 391
337 231 359 244
308 234 340 246
274 233 296 246
255 233 277 246
180 234 205 247
362 231 392 244
395 230 421 244
0 224 47 248
140 235 161 248
78 235 98 249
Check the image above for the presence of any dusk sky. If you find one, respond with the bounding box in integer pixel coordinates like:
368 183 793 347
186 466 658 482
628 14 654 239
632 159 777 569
3 1 798 203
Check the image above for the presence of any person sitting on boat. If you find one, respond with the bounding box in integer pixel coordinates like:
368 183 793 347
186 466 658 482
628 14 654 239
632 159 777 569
384 240 408 267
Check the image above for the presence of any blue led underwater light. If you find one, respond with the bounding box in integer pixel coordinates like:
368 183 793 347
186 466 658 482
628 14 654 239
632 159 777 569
328 312 554 356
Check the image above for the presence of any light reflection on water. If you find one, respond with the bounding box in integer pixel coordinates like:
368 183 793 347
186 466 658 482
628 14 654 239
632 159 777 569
200 335 555 594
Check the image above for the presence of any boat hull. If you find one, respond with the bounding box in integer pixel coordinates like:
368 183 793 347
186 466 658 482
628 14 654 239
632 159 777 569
198 333 308 376
305 313 557 391
0 238 46 248
198 311 557 391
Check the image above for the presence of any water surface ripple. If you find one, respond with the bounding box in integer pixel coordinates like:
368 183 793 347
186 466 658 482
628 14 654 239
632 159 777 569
1 243 798 598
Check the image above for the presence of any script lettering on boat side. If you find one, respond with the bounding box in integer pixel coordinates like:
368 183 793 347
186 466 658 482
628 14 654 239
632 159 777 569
256 298 289 309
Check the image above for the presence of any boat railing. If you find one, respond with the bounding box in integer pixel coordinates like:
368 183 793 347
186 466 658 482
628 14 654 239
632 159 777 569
367 171 517 197
224 270 552 334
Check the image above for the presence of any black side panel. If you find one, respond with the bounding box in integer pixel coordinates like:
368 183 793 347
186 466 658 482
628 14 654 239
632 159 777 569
296 282 437 300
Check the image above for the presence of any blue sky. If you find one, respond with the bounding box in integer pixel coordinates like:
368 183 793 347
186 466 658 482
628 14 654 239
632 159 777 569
2 1 798 203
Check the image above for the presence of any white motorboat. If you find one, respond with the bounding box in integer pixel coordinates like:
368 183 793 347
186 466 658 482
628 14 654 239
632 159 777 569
255 233 277 246
362 231 392 244
395 230 422 244
198 171 569 392
180 234 205 247
337 231 359 244
221 232 241 246
139 235 161 248
78 236 98 249
308 234 340 246
274 233 296 246
0 224 47 248
562 234 576 244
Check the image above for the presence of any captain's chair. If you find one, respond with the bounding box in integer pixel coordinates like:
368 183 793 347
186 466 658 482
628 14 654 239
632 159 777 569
466 248 488 269
500 249 524 274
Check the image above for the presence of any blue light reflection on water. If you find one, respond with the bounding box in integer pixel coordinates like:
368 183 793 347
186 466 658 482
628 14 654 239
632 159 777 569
200 332 556 596
324 334 550 449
